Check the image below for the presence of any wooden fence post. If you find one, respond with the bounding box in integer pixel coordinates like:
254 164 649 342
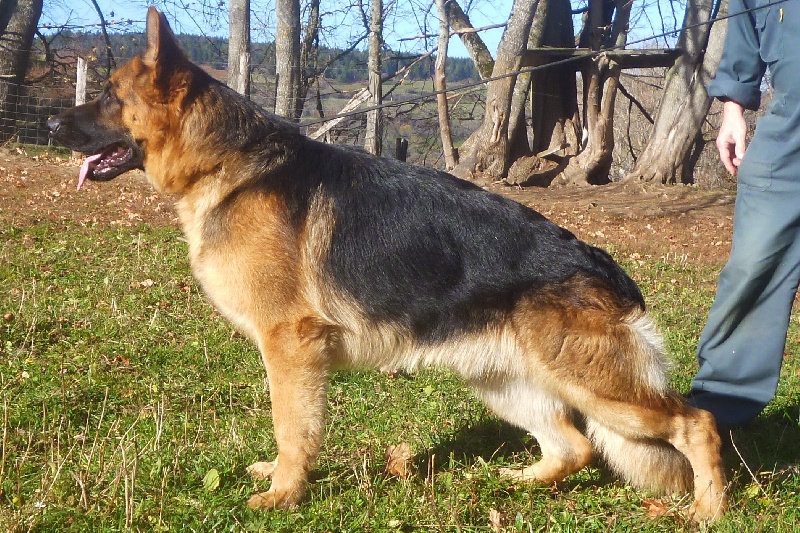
72 57 88 157
395 138 408 162
76 57 87 106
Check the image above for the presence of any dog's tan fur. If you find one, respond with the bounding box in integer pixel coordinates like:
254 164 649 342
48 7 728 522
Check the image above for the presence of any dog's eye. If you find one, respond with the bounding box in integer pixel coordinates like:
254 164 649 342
101 90 121 108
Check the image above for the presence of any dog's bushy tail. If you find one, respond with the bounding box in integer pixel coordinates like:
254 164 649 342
586 421 694 494
585 311 694 495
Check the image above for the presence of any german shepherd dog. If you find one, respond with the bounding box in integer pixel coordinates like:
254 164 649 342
48 7 726 522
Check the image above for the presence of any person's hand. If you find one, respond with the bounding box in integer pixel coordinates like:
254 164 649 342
716 100 748 175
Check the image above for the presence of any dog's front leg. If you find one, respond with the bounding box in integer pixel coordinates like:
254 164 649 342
247 319 331 510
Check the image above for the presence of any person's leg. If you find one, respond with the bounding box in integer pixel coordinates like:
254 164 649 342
691 167 800 427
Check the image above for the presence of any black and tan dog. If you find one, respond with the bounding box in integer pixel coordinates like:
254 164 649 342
48 7 727 522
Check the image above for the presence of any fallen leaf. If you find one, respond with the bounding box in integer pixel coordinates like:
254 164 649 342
642 498 671 519
488 508 505 532
203 468 220 492
385 442 414 479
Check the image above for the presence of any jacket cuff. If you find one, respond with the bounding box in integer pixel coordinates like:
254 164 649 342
707 78 762 111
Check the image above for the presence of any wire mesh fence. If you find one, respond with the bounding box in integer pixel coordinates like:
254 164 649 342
0 47 475 169
0 79 75 145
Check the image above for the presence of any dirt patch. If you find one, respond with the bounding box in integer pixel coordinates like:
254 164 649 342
493 181 735 266
0 147 177 229
0 146 735 266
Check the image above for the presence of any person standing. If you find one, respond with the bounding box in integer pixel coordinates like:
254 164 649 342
689 0 799 428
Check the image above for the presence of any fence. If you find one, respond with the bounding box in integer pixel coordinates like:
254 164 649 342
0 79 76 145
0 51 477 169
0 48 730 187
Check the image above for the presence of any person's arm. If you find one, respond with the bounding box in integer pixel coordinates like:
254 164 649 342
716 100 748 175
707 0 765 111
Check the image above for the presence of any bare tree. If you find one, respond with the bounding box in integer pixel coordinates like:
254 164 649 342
434 0 457 169
87 0 116 77
228 0 251 96
505 0 579 186
364 0 382 155
453 0 538 183
0 0 42 142
625 0 726 184
275 0 301 120
528 0 580 159
557 0 632 186
296 0 321 120
445 0 494 80
0 0 13 35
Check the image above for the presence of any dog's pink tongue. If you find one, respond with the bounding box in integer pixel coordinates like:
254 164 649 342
77 153 103 191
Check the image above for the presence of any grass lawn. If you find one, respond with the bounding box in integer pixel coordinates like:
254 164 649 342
2 222 800 531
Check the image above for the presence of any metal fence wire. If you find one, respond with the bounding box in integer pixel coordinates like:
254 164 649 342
0 79 75 145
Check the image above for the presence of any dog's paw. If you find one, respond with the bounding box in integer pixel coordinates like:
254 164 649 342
247 460 278 480
246 488 301 510
498 466 539 482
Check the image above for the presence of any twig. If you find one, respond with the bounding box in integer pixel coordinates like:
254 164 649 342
729 430 769 498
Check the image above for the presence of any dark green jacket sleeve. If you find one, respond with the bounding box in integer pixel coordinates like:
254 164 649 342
707 0 766 110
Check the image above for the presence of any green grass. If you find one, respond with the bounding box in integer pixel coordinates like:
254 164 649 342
2 223 800 531
3 143 71 159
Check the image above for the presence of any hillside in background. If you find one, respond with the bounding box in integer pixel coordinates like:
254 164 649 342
42 31 480 84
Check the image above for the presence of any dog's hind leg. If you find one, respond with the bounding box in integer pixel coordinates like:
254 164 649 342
584 400 726 523
472 377 593 484
543 310 727 522
247 317 333 510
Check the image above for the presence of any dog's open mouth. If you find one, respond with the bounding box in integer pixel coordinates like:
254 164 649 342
77 143 139 190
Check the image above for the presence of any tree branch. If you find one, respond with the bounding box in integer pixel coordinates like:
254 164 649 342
617 80 654 124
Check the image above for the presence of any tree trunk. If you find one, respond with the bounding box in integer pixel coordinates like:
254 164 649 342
559 0 630 186
1 0 15 35
506 0 579 186
452 0 538 184
274 0 301 120
530 0 580 158
506 0 543 162
559 54 620 185
296 0 321 120
625 0 726 184
228 0 250 96
0 0 42 143
445 0 495 80
435 0 457 170
364 0 383 156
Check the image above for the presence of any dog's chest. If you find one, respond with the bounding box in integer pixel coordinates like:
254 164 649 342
176 193 304 341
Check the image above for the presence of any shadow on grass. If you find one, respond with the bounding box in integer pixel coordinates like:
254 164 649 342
414 419 624 492
415 419 530 475
723 406 800 479
417 408 800 493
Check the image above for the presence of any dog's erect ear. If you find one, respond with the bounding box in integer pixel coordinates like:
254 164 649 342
142 6 174 68
142 7 191 98
143 7 187 72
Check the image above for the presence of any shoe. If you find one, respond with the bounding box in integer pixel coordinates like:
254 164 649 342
685 391 766 431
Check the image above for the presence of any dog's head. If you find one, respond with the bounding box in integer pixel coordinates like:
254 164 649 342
48 7 194 190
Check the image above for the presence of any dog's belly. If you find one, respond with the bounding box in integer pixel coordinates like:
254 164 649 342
329 316 522 380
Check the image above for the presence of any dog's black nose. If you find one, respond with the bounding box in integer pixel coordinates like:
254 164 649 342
47 116 62 134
